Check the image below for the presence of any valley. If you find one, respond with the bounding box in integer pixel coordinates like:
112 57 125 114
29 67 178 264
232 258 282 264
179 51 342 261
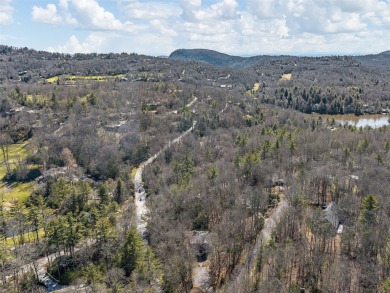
0 45 389 292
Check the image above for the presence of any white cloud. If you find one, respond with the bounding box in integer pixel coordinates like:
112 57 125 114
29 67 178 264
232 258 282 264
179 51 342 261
171 0 242 53
180 0 239 21
180 0 201 21
0 11 12 24
0 0 14 25
119 32 177 56
13 0 390 56
71 0 124 30
48 33 106 53
197 0 239 20
324 12 366 33
32 1 77 25
283 2 368 34
249 0 390 35
32 4 63 24
122 1 181 20
329 0 369 13
59 0 68 10
150 19 177 37
247 0 279 19
273 16 289 38
47 30 177 56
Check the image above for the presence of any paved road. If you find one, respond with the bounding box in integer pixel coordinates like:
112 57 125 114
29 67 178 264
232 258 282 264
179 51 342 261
166 96 198 115
1 249 65 291
1 241 95 291
2 104 199 291
186 97 198 108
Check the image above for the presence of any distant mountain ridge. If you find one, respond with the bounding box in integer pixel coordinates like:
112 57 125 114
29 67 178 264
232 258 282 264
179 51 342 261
169 48 274 68
169 48 390 68
169 49 245 67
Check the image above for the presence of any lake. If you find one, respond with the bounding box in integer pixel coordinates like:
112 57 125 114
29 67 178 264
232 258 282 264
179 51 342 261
310 114 390 129
337 115 390 128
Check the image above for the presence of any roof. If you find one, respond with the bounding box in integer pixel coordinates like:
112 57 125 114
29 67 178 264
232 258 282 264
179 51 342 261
324 202 339 229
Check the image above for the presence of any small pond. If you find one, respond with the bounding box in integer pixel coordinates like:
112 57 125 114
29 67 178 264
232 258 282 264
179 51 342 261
311 114 390 129
337 115 389 128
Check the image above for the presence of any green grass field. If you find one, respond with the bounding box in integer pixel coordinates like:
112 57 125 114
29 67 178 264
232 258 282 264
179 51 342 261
47 74 125 83
46 76 59 83
0 181 36 205
0 142 37 206
46 73 166 84
0 143 30 182
247 82 261 96
1 142 40 247
25 94 49 107
5 228 45 246
4 142 30 161
131 166 139 179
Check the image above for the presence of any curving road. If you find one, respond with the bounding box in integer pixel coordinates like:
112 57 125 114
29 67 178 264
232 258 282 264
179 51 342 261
1 125 197 291
134 121 197 237
131 122 197 293
1 243 91 292
226 197 289 292
2 100 199 291
166 96 198 115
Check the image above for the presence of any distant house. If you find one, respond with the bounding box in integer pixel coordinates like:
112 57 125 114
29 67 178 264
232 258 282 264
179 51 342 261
323 202 340 230
185 231 211 262
6 106 24 116
344 104 355 114
337 224 344 234
363 104 375 114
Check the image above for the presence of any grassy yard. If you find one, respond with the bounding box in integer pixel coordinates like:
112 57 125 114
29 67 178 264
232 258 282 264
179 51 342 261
131 166 139 179
3 142 30 161
0 181 36 206
0 142 37 205
247 82 261 96
67 74 125 80
47 74 125 83
0 143 30 181
46 76 60 83
25 94 49 107
5 228 45 247
252 82 260 91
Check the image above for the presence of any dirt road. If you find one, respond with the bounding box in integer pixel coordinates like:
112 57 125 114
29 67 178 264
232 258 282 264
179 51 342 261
226 198 289 292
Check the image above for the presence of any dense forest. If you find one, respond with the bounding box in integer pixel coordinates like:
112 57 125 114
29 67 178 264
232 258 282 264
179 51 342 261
0 45 389 292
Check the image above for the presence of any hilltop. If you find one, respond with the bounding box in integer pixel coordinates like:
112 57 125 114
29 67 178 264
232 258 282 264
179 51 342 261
0 44 390 293
2 45 390 116
169 48 245 67
169 48 272 68
169 48 390 70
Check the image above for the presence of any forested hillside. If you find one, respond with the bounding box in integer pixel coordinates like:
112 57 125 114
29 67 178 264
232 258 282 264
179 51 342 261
0 45 389 292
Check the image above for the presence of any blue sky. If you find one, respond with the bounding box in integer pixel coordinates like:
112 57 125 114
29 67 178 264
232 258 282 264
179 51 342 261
1 0 390 56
